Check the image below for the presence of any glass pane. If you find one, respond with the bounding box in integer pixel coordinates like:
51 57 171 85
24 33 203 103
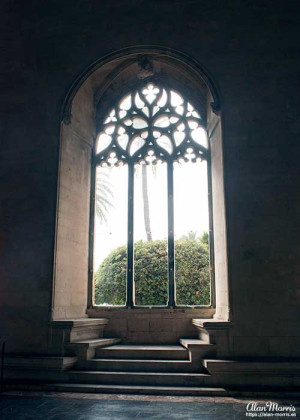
134 162 168 306
174 160 211 306
94 165 128 305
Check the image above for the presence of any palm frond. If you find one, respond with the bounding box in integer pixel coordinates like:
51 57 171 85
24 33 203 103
95 168 114 223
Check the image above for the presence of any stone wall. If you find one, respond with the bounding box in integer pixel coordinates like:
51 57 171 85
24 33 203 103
87 308 215 344
1 1 300 357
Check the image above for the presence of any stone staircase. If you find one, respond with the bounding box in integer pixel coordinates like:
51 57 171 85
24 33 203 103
5 318 300 396
48 319 221 394
71 339 215 379
2 318 228 393
52 338 221 395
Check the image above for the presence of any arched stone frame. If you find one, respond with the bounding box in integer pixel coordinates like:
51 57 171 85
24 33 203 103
52 47 230 326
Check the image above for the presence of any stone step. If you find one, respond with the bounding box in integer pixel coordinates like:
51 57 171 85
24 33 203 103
95 344 189 360
9 382 300 398
180 339 216 355
68 338 121 359
49 383 228 396
80 358 204 373
71 338 121 348
4 356 77 371
203 359 300 374
192 319 231 347
68 370 210 386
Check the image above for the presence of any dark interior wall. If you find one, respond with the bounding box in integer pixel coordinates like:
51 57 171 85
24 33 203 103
1 0 300 355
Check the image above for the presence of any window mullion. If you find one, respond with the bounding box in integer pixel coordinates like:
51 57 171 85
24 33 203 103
126 162 134 307
167 160 175 307
88 157 96 309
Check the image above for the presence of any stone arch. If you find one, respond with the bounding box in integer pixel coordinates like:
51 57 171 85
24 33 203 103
52 47 229 325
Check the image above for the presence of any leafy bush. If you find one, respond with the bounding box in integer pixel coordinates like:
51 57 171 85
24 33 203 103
94 238 210 306
175 239 210 305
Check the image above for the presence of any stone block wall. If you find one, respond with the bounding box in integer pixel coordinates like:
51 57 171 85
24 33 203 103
87 308 215 344
1 0 300 358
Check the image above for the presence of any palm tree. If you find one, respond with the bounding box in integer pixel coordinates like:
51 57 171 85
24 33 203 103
95 168 114 224
180 230 198 241
95 163 154 239
180 230 209 246
141 164 152 241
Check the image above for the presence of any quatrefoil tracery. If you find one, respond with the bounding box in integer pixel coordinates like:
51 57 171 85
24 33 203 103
96 83 208 166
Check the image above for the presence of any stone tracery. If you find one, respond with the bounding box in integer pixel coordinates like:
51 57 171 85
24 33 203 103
96 83 209 166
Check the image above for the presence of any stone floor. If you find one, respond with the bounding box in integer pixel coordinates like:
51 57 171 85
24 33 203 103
0 392 299 419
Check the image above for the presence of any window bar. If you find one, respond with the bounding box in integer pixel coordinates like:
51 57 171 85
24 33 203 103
167 160 175 307
126 161 134 307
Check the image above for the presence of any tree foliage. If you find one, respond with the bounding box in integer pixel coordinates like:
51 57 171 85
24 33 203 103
94 237 210 306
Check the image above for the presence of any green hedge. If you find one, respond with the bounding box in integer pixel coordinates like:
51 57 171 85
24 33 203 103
94 238 210 306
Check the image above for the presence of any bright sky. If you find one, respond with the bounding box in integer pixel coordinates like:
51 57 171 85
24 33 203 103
93 160 209 271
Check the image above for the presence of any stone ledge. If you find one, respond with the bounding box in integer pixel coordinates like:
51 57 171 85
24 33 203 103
49 318 110 355
180 339 216 350
4 356 77 371
51 318 108 329
69 338 121 349
192 319 231 330
204 359 300 375
67 338 121 359
88 308 215 314
192 319 232 357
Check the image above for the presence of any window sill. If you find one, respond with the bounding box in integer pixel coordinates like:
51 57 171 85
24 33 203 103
87 306 215 316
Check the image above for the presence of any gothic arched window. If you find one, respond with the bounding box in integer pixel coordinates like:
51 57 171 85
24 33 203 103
92 82 212 308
